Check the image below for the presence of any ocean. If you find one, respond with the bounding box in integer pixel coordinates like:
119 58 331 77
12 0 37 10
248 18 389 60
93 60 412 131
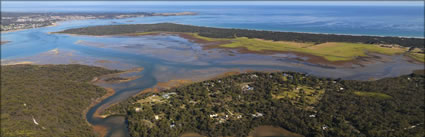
2 1 424 37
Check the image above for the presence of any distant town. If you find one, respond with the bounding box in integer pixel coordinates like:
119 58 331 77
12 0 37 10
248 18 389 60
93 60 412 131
1 12 197 32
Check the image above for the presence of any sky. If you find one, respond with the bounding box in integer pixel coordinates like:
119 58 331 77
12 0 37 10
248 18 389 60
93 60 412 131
2 1 424 7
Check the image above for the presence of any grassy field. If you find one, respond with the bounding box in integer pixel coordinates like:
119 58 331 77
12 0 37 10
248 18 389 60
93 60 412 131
353 91 392 99
407 52 425 62
189 34 408 62
272 85 325 105
188 33 231 41
125 31 415 62
136 95 164 104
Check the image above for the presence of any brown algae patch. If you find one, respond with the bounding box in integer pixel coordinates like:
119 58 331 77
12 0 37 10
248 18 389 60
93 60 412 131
92 125 109 137
248 126 304 137
1 41 10 45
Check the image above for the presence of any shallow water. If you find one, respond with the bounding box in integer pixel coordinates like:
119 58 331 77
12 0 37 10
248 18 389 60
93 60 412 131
1 12 424 137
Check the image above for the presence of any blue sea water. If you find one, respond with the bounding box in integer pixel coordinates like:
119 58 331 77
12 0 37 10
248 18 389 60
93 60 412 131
2 1 424 37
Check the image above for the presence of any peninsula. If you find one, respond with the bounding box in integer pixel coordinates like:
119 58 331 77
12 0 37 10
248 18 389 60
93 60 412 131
56 23 425 63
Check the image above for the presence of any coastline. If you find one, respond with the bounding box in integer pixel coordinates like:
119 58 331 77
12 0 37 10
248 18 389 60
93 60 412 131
54 23 424 65
112 31 415 67
1 12 197 34
1 22 58 34
184 23 425 39
56 23 425 40
66 31 421 67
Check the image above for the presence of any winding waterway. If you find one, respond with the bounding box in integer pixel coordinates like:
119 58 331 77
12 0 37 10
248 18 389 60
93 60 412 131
1 5 424 136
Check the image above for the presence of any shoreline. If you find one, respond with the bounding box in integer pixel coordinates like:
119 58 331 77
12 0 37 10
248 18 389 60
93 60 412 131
68 31 419 67
1 22 58 34
55 23 425 43
54 22 423 65
56 22 425 39
184 23 425 39
82 87 116 137
118 31 414 67
83 67 144 137
1 12 196 34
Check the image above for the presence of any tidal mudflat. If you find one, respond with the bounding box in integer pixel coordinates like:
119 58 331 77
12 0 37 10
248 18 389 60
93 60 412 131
1 41 10 45
1 48 138 70
72 33 424 80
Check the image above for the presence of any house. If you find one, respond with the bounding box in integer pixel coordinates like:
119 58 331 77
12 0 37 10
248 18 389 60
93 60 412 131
135 107 141 112
309 114 316 118
209 114 218 118
162 92 177 99
218 119 226 123
236 115 242 119
242 85 254 91
322 125 328 130
251 112 263 117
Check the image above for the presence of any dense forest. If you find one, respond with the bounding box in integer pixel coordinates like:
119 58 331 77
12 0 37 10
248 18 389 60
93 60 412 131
58 23 424 48
1 64 120 137
105 71 424 137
